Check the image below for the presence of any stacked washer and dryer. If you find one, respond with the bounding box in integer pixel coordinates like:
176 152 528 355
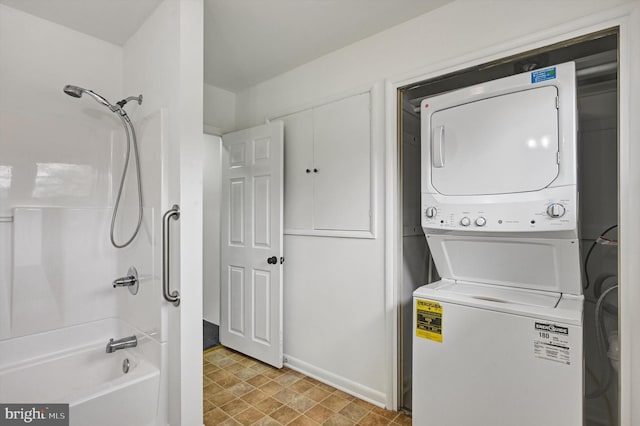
413 62 584 425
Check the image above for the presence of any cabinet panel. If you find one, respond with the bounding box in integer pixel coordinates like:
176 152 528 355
313 93 371 231
281 110 314 230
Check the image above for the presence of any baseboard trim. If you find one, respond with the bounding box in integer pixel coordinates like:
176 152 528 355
283 354 387 408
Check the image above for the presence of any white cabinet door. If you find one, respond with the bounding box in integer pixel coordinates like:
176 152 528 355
431 87 559 196
313 93 371 231
220 122 284 368
281 110 314 231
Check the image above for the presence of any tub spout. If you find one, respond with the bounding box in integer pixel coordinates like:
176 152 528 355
106 335 137 353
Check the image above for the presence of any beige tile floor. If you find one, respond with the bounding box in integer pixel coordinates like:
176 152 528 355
203 347 412 426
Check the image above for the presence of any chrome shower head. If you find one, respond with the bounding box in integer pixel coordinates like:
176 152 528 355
63 85 83 98
63 84 117 111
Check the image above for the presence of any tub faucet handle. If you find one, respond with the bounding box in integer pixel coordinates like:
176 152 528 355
112 266 139 295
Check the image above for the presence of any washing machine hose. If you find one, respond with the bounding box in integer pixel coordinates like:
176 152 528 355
586 284 618 399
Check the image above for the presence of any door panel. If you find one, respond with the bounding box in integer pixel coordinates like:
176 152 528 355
254 176 271 247
431 86 560 196
229 179 245 244
229 266 245 335
253 270 271 343
281 110 314 231
313 93 371 231
221 122 284 368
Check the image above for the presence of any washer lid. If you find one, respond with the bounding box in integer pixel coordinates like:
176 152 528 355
426 234 583 295
414 279 582 325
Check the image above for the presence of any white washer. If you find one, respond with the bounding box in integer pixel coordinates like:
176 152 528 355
413 280 583 426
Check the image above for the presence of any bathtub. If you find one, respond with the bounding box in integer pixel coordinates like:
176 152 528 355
0 318 161 426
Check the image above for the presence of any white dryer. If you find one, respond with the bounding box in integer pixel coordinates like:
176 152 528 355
413 62 584 426
421 62 578 237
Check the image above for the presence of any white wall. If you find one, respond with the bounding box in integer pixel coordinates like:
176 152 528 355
0 4 123 340
235 0 638 407
203 134 222 325
204 83 236 134
620 4 640 424
123 1 204 425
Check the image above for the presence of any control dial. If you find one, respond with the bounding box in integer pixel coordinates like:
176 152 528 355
425 207 437 218
460 217 471 227
547 203 566 218
475 217 487 227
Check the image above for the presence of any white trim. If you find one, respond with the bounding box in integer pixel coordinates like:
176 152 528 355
266 82 380 123
384 4 636 414
617 11 636 426
369 82 383 241
203 123 222 136
284 354 386 408
284 229 375 239
390 3 634 88
383 79 399 411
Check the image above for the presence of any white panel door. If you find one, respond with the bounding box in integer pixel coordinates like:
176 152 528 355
280 110 314 231
431 87 559 196
221 122 284 368
313 92 371 231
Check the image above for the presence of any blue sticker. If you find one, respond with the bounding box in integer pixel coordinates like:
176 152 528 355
531 67 556 84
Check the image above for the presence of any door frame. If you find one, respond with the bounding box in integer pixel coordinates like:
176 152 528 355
383 4 639 420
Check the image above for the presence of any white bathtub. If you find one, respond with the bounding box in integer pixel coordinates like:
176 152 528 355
0 318 161 426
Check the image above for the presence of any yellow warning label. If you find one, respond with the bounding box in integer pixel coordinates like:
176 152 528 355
416 299 443 342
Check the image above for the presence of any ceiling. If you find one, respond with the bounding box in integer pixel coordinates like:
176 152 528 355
0 0 163 46
0 0 452 92
204 0 451 91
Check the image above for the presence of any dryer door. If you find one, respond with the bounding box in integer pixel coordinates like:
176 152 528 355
430 86 559 196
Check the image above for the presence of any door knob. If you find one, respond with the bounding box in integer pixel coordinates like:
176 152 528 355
267 256 278 264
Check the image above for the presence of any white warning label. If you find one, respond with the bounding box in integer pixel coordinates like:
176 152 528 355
533 322 571 365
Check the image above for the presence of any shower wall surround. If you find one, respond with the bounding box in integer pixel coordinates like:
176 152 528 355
10 208 118 338
0 5 126 342
0 5 123 217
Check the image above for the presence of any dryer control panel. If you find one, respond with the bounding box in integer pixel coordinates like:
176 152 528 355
422 186 577 234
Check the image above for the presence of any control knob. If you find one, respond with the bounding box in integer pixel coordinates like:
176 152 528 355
547 203 566 218
475 217 487 227
425 207 437 218
460 217 471 227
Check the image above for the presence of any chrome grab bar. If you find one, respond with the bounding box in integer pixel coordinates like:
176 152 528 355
162 204 180 306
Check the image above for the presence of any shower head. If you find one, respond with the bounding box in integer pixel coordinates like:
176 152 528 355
63 85 83 98
63 84 118 111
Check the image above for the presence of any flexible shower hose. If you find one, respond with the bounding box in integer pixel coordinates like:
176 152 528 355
110 113 144 248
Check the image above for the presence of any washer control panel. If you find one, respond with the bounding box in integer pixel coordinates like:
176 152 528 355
422 186 577 233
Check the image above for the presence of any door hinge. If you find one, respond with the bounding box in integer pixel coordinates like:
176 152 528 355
557 152 560 164
556 96 559 109
280 257 285 264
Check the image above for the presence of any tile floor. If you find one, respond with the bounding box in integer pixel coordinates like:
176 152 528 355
203 347 412 426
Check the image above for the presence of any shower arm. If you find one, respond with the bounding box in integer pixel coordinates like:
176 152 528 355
116 95 143 109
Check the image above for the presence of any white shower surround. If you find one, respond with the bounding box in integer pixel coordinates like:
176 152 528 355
0 4 172 424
